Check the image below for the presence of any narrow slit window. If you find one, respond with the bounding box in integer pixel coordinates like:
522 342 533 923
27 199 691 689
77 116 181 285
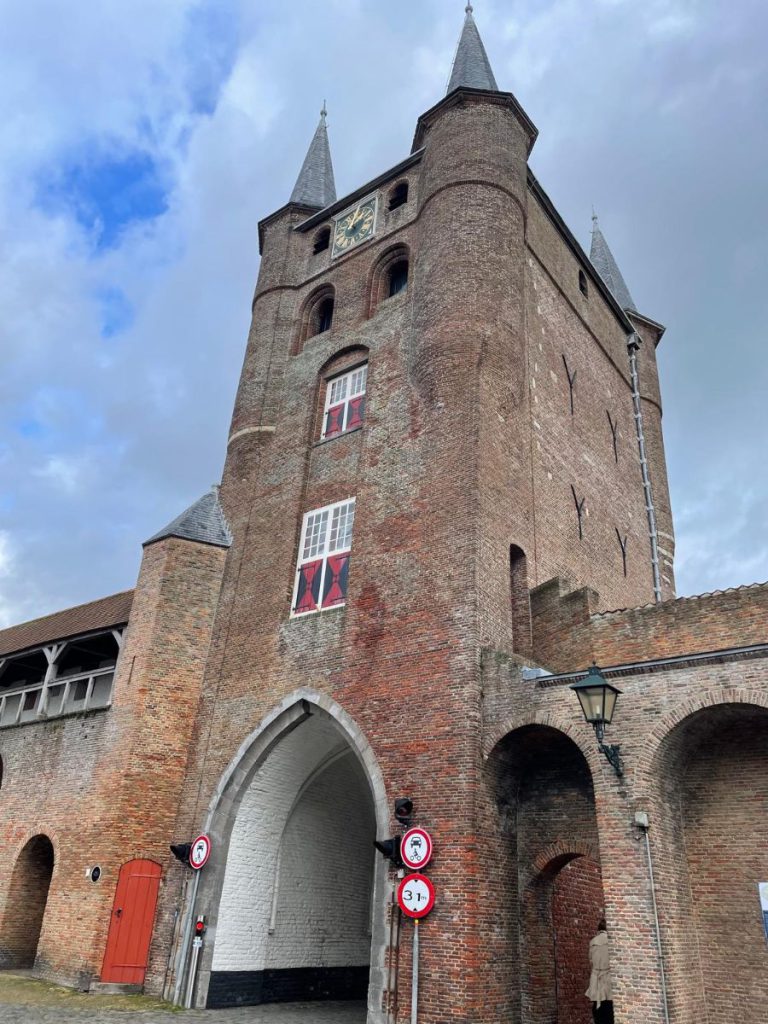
388 260 409 297
579 269 588 297
322 364 368 439
389 182 409 210
313 227 331 254
316 297 334 334
292 498 356 616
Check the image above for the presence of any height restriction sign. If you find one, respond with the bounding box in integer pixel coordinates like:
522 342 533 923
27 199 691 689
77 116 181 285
400 827 433 870
397 873 435 919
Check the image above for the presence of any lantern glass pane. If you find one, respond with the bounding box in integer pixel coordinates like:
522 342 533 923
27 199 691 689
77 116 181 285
574 686 601 722
603 686 618 723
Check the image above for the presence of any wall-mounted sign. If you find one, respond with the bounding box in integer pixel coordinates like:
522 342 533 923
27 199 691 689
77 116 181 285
400 827 433 871
397 873 435 919
189 834 212 870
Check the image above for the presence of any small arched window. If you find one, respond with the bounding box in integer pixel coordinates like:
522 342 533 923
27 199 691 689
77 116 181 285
388 259 409 297
368 245 410 316
578 269 588 297
293 285 336 355
313 227 331 254
389 181 409 211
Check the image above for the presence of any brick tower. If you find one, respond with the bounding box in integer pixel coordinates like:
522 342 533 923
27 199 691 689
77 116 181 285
161 7 678 1022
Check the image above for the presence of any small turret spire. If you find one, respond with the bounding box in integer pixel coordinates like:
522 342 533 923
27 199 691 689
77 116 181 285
447 3 498 94
590 213 637 312
289 105 337 210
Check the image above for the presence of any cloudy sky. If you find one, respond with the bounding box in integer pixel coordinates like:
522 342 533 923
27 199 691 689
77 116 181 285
1 0 766 626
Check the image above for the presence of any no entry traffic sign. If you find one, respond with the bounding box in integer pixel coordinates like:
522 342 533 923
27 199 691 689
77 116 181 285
189 834 212 870
397 873 435 919
401 827 433 870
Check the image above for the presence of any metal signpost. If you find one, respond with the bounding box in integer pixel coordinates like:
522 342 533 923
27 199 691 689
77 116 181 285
397 873 436 1024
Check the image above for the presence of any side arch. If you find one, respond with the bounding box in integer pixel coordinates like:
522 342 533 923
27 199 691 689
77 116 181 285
0 833 55 969
633 687 768 801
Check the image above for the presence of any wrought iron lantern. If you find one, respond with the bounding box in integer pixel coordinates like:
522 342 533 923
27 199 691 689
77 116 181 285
571 664 623 776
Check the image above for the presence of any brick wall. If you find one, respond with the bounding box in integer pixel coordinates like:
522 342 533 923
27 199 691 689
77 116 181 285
553 857 605 1024
531 575 768 674
0 534 225 989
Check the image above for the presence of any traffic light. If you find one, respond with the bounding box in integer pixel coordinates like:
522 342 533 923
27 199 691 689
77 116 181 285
194 915 206 939
170 843 192 865
394 797 413 827
374 836 403 867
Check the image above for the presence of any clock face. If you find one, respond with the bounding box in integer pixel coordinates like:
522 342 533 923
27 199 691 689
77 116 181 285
333 197 377 257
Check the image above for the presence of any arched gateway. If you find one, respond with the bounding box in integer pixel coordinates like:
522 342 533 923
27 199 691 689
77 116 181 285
187 695 388 1019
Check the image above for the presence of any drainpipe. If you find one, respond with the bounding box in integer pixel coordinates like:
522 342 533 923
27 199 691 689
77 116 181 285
627 333 662 603
635 812 670 1024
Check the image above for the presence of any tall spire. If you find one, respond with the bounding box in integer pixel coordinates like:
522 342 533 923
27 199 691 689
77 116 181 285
289 103 337 210
447 4 499 95
590 213 637 312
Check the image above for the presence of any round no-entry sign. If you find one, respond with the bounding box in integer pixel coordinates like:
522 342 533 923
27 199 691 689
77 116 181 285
189 834 212 870
397 873 435 919
401 827 433 870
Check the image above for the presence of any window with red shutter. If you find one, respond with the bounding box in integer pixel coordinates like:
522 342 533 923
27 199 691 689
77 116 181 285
291 499 356 617
321 364 367 440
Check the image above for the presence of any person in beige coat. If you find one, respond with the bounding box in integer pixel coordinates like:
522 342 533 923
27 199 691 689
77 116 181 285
586 919 614 1023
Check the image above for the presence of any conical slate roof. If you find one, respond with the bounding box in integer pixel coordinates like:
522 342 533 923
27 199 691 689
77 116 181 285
447 5 498 94
590 214 637 312
144 486 232 549
289 106 337 210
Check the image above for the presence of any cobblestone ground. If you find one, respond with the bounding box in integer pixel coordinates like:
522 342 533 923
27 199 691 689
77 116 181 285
0 974 367 1023
2 1007 370 1024
0 1005 367 1024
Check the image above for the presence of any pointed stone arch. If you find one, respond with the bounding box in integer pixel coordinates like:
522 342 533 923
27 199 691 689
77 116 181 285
190 690 388 1021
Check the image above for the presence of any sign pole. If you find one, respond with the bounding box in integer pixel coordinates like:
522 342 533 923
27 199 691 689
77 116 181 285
411 918 419 1024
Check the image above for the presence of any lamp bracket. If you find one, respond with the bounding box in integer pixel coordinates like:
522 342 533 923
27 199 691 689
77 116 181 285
598 741 623 777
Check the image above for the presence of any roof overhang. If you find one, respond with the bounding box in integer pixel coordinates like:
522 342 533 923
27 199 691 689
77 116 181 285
412 88 538 155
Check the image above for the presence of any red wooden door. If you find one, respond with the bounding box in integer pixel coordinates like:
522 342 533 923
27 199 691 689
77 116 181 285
101 859 161 985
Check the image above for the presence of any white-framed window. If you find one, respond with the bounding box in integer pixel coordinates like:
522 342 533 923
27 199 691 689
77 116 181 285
291 498 356 616
321 364 368 439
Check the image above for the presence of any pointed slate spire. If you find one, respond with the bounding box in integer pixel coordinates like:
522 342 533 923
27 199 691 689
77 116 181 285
144 486 232 549
289 103 337 210
447 4 499 94
590 213 637 312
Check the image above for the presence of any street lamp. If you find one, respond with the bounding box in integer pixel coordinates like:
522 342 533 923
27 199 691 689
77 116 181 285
571 664 623 777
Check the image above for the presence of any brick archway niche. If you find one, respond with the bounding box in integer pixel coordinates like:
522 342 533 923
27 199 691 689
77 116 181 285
0 834 54 969
188 692 388 1023
646 702 768 1024
487 724 605 1024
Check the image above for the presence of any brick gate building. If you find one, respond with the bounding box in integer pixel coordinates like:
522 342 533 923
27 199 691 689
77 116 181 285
1 8 766 1023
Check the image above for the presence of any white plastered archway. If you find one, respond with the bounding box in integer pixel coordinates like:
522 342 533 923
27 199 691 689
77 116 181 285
190 689 389 1023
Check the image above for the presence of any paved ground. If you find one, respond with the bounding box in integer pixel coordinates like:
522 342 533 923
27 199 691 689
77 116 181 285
0 972 367 1023
0 1005 367 1024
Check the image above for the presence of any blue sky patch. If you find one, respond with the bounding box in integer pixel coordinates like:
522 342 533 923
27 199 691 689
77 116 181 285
96 286 135 339
36 147 169 250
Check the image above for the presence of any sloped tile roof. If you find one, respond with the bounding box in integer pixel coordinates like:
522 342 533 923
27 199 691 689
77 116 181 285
0 590 134 659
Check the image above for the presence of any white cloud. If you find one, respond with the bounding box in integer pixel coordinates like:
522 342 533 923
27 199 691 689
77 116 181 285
0 0 766 627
